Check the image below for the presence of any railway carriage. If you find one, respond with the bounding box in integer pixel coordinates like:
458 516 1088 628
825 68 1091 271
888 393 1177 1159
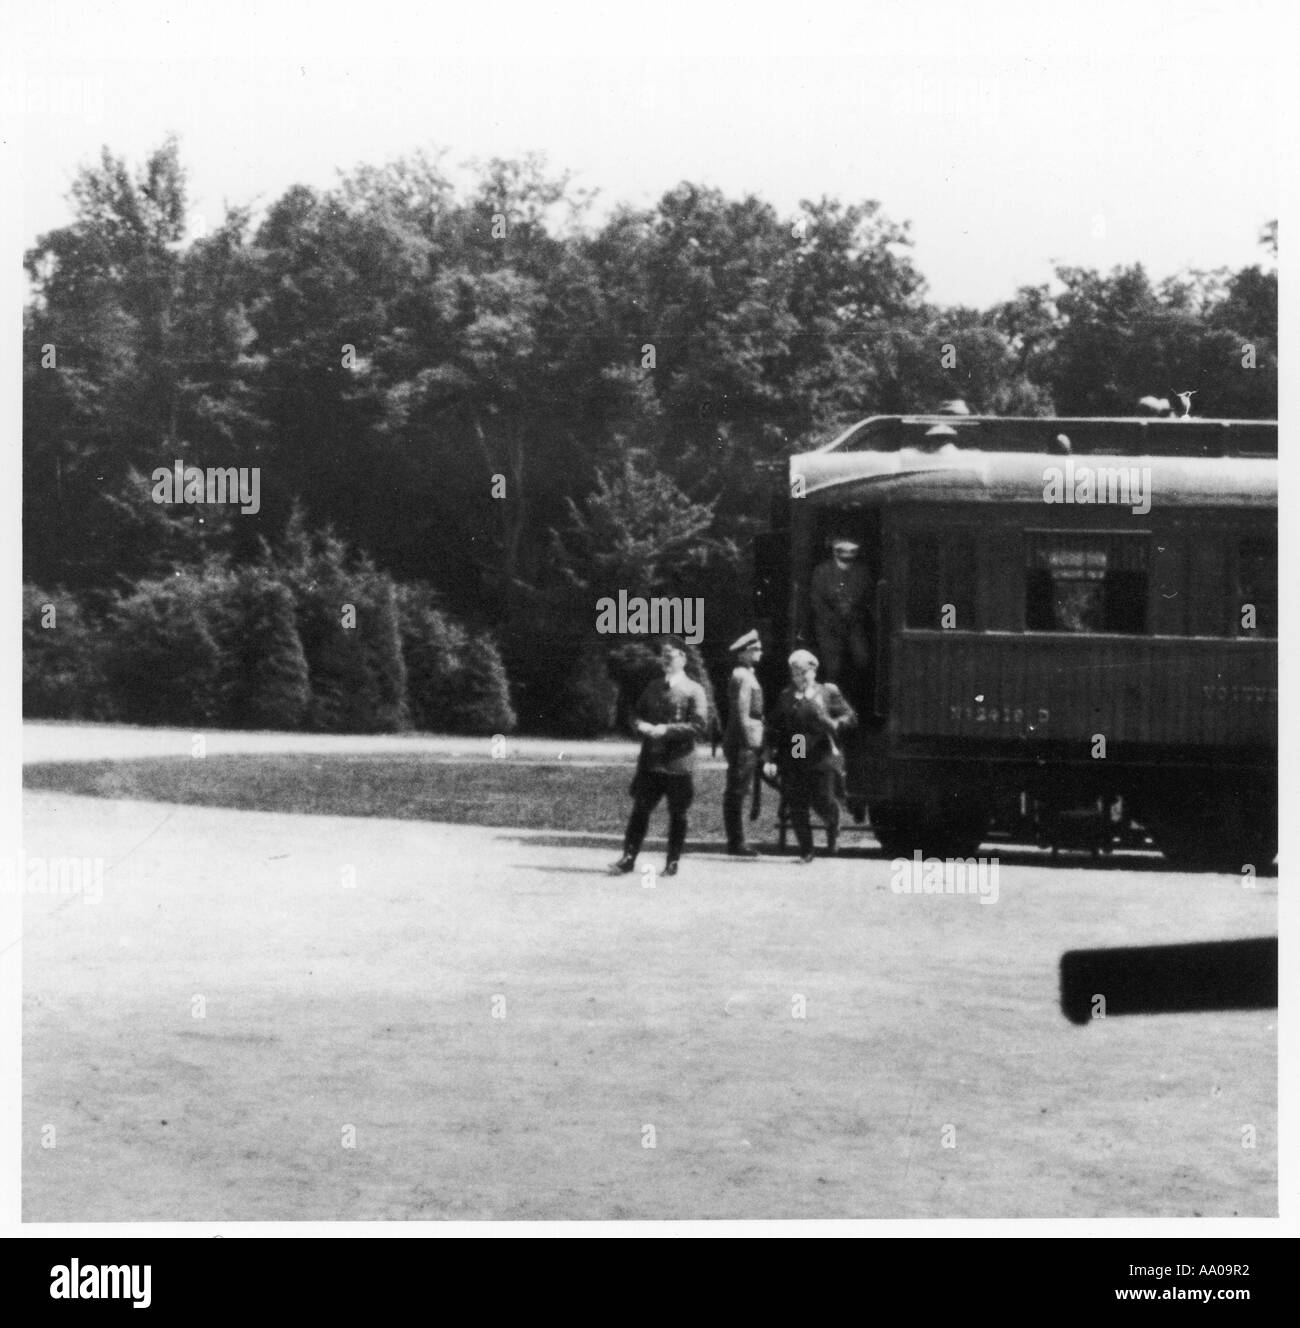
754 415 1278 868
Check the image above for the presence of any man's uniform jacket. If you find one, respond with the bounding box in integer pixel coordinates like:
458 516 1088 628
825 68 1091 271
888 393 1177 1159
629 675 710 778
764 681 858 773
723 665 764 756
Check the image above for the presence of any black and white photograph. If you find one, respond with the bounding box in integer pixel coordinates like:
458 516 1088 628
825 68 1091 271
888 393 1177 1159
3 0 1289 1249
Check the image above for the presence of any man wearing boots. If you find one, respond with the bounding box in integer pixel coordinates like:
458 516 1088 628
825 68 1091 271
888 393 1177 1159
722 629 765 858
611 635 710 877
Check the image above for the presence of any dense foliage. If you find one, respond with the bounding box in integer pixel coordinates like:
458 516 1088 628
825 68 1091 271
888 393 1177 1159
23 139 1276 732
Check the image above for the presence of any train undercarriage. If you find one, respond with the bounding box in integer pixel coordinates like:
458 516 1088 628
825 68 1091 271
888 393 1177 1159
850 745 1277 870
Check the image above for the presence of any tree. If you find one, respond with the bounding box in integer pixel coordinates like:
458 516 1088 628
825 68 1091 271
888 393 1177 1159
102 571 223 726
24 138 267 591
1260 219 1277 260
22 585 106 720
252 153 626 623
213 568 312 730
454 635 519 735
397 582 516 733
552 446 726 596
1020 258 1276 419
270 513 408 733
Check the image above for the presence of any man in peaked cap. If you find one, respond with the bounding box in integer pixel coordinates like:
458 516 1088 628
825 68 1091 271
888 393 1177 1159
722 630 765 857
920 422 962 454
809 533 873 691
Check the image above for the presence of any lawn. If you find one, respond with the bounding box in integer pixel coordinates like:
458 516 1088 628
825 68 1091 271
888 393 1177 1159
22 753 745 844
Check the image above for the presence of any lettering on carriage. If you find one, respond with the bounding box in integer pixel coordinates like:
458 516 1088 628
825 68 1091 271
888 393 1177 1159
1200 684 1277 705
948 704 1049 727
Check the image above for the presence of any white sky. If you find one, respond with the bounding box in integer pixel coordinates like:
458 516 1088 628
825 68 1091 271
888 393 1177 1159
11 0 1280 307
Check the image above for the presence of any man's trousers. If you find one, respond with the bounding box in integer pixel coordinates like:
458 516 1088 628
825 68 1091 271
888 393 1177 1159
782 763 840 856
813 620 872 688
722 747 759 851
624 770 695 863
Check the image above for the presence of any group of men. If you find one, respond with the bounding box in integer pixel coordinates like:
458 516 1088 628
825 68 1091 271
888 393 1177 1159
610 622 859 876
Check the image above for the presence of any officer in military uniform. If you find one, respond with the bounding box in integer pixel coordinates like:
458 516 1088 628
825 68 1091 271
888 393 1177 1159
809 534 873 689
612 635 710 877
722 629 765 857
763 649 858 864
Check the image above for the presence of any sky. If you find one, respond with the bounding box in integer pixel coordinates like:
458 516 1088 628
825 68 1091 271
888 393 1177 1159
10 0 1280 308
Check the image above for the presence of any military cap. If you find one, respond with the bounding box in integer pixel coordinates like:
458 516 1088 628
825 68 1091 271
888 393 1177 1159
729 629 762 653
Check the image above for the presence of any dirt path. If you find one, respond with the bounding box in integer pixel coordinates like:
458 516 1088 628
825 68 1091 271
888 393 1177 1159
22 721 647 767
21 787 1276 1221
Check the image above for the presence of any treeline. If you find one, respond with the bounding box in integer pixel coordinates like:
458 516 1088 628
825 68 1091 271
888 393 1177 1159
23 139 1277 732
23 516 517 734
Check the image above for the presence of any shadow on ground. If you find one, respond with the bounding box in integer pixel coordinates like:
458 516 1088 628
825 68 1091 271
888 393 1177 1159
495 831 1276 875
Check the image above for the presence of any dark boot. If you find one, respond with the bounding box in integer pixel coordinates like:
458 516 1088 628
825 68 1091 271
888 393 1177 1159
723 803 745 854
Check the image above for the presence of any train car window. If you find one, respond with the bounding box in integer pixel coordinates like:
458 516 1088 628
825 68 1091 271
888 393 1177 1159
906 533 976 629
1235 536 1277 637
1024 533 1149 634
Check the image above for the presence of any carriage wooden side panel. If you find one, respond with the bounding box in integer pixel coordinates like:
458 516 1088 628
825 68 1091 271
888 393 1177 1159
890 632 1276 752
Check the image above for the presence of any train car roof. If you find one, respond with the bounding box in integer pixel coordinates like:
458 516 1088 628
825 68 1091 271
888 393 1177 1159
793 441 1276 510
792 415 1276 509
813 414 1277 458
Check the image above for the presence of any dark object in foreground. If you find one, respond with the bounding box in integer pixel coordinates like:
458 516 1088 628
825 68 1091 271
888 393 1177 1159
1060 937 1277 1024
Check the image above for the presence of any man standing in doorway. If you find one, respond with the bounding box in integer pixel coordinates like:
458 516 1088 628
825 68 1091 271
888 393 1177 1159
809 534 873 689
612 636 710 877
722 629 765 858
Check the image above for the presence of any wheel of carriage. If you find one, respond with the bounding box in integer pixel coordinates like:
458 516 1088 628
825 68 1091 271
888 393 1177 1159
866 802 906 857
868 801 988 861
1143 792 1276 872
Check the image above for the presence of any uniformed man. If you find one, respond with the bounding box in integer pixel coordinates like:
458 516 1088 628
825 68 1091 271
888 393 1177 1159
920 422 961 453
809 534 873 687
763 649 858 864
612 635 710 877
722 629 765 858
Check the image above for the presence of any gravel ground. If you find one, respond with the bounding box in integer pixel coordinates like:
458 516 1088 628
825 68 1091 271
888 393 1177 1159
20 738 1276 1220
